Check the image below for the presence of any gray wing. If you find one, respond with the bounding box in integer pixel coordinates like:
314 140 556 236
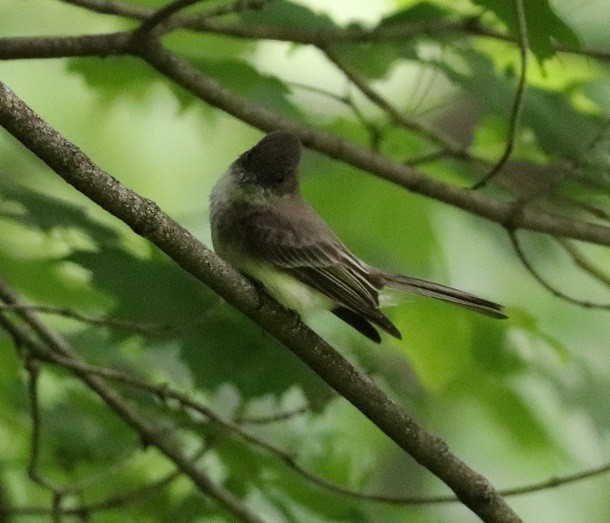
239 204 399 338
242 208 379 312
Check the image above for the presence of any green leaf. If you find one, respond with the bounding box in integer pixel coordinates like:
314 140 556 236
380 2 452 26
470 313 521 374
67 57 159 103
509 307 571 361
0 186 115 309
188 57 302 119
239 0 337 30
471 0 581 61
42 376 139 473
465 375 556 449
434 48 603 158
331 3 455 79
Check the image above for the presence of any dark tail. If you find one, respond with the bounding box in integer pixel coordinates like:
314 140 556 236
380 272 507 319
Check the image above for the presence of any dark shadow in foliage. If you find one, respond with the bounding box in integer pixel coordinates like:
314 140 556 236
180 307 331 401
43 380 139 473
68 246 330 401
1 183 122 245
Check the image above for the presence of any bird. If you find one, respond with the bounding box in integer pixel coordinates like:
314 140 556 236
210 130 506 343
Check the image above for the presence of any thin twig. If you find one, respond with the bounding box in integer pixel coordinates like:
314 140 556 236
0 323 521 508
287 81 382 148
0 446 210 517
556 238 610 289
27 335 603 508
2 450 610 511
499 461 610 497
508 230 610 310
468 23 610 61
138 0 210 34
287 81 358 117
79 443 210 514
55 446 142 498
61 0 269 25
235 405 309 425
0 283 264 523
12 326 442 507
61 2 472 44
6 344 481 506
60 0 152 18
24 358 62 495
571 117 610 170
0 304 176 334
0 300 221 336
472 0 529 190
322 46 469 158
404 149 451 166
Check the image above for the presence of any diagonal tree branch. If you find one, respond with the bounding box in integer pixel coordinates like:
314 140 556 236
0 32 609 245
0 80 521 522
135 41 610 247
321 46 470 158
23 358 64 501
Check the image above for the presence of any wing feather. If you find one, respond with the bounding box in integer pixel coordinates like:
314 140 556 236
241 208 383 318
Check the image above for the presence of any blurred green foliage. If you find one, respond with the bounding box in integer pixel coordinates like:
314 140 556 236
0 0 609 521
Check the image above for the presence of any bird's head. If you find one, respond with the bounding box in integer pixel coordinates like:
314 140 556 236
232 130 302 196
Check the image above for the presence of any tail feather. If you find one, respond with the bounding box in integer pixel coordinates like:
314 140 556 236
380 272 507 319
332 307 385 343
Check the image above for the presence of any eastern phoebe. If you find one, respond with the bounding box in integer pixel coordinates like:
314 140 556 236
211 131 506 342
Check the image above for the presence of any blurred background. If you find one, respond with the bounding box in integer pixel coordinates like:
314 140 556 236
1 0 609 521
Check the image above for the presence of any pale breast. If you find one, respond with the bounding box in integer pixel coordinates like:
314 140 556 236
240 260 334 313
